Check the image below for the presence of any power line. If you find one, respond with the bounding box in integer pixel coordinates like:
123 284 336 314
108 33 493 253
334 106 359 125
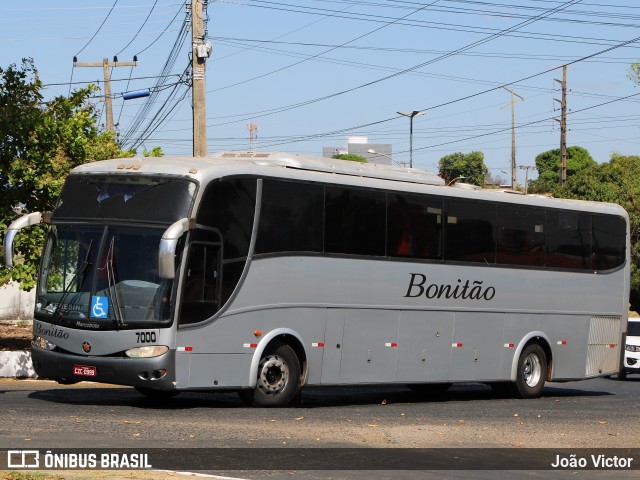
74 0 119 57
115 0 159 56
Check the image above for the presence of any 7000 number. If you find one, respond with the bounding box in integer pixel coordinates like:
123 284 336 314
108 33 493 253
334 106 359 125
136 332 156 343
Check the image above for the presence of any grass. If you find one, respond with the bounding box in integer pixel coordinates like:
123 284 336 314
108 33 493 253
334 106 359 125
1 473 64 480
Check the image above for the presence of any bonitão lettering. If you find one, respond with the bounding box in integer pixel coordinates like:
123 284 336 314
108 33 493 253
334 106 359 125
404 273 496 301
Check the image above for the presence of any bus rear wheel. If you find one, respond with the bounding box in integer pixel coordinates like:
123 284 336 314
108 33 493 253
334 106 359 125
511 343 547 399
239 341 301 407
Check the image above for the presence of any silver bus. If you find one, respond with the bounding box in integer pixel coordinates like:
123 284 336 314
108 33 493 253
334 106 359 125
4 152 629 406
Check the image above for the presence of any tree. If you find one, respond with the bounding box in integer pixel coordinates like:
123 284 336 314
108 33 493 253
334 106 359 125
554 154 640 314
628 63 640 86
0 59 134 290
143 146 164 157
332 153 367 163
438 151 488 186
528 146 596 194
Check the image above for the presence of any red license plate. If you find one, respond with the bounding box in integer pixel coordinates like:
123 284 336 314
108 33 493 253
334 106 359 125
73 364 97 377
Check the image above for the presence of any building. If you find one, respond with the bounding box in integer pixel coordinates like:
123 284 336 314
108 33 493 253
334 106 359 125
323 136 393 165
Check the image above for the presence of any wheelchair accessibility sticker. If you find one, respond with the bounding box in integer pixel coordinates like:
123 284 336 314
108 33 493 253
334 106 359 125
90 296 109 319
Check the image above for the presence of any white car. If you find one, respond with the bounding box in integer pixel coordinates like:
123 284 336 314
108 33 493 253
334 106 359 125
620 319 640 380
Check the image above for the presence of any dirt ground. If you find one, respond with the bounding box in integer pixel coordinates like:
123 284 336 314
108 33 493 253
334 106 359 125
0 323 32 351
0 470 218 480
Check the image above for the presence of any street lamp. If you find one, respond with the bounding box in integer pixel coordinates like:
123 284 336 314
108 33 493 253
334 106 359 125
397 110 425 169
367 149 404 167
446 176 468 186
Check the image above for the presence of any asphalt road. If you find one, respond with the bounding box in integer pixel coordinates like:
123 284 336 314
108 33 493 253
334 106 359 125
0 376 639 479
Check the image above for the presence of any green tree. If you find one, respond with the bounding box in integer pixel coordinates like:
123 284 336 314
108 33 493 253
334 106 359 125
438 151 488 187
332 153 367 163
0 59 134 290
627 63 640 86
528 146 596 194
143 146 164 157
554 153 640 314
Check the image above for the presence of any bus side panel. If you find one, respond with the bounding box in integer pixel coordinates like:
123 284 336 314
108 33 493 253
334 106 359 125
395 310 454 383
188 353 247 388
450 312 504 381
502 313 591 381
338 309 399 384
321 309 345 384
545 315 591 380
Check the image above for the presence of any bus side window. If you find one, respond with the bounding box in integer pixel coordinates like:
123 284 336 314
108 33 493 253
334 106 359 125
546 211 590 270
497 205 545 267
180 242 220 325
325 186 386 257
387 193 443 260
591 214 626 271
445 200 496 264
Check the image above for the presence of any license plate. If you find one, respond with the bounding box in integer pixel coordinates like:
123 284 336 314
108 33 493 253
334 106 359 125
73 364 97 377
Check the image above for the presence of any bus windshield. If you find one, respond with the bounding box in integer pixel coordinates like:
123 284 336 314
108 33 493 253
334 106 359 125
36 225 176 329
53 175 196 223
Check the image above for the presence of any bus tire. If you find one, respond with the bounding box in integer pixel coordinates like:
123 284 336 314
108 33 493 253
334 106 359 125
511 343 547 399
134 386 180 399
241 341 301 407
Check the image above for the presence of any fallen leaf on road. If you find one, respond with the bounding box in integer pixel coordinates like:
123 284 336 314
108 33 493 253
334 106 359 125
294 416 304 421
381 399 387 405
368 424 379 427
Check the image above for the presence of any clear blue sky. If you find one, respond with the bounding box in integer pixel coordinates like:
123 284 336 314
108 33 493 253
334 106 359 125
1 0 640 185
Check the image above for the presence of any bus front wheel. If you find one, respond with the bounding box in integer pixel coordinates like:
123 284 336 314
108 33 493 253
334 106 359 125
240 341 301 407
511 343 547 399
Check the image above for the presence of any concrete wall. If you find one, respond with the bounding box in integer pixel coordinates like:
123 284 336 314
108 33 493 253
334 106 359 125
0 282 35 321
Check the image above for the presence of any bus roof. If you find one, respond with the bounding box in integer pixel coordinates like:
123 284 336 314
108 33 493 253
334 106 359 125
71 151 446 186
69 152 627 217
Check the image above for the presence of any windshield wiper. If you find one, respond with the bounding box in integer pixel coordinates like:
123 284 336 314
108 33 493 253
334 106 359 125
104 237 126 329
52 240 93 321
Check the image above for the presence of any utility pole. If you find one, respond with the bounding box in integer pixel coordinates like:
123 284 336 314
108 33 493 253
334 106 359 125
518 165 535 194
554 65 568 186
74 57 137 133
500 87 524 190
191 0 210 157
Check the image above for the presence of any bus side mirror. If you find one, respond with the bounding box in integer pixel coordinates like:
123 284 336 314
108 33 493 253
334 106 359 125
159 218 194 279
4 212 49 268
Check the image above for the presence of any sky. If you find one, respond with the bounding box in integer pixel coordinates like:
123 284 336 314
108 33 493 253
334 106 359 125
1 0 640 186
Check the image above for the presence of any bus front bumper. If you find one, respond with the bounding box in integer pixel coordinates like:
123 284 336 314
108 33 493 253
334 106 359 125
31 346 177 390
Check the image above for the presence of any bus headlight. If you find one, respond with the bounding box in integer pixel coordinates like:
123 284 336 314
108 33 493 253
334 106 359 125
32 336 57 351
125 346 169 358
625 345 640 352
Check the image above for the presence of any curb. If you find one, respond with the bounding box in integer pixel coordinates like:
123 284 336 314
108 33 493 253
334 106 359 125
0 350 36 378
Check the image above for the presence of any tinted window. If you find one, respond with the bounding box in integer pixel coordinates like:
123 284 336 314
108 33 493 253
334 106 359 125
628 321 640 337
197 178 256 260
388 193 443 259
180 242 220 325
497 205 545 266
256 180 323 254
546 211 590 269
445 200 496 263
54 175 196 224
325 186 386 256
591 215 626 270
